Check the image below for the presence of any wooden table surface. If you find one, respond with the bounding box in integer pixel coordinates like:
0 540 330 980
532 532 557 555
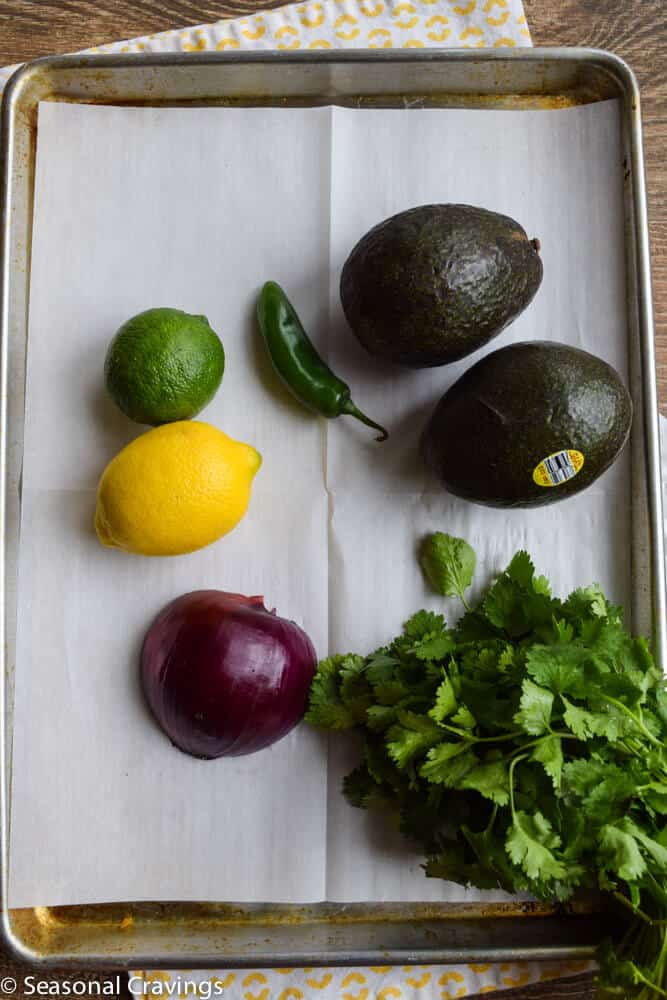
0 1 665 998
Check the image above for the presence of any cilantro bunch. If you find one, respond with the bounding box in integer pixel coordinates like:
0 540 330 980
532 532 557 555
306 533 667 998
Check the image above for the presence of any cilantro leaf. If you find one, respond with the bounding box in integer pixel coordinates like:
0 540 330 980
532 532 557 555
365 651 400 686
460 676 520 733
533 575 552 597
563 585 609 624
463 825 531 894
410 633 455 662
598 824 647 882
504 551 551 600
655 687 667 728
365 652 411 704
420 533 476 603
455 610 502 643
482 575 525 634
450 704 476 730
402 610 447 641
582 772 639 825
552 618 575 644
590 711 633 742
532 735 563 791
525 644 588 696
506 810 566 882
597 940 651 995
338 654 374 723
366 704 399 732
640 784 667 815
459 759 510 805
506 550 536 589
305 656 359 729
560 805 596 863
397 792 447 847
364 737 402 789
618 820 667 871
563 758 614 797
386 711 442 769
497 645 518 674
482 563 555 638
429 675 457 724
425 840 502 891
419 743 478 785
561 697 598 740
563 758 644 825
595 672 645 709
514 679 554 735
563 698 632 743
632 636 661 680
373 679 413 706
343 765 380 808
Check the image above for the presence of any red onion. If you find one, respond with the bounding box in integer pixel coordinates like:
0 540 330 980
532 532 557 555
141 590 317 759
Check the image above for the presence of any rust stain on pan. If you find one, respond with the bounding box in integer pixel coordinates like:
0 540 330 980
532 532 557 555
16 896 596 934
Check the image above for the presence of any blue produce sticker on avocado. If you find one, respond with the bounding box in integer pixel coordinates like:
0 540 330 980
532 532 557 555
533 450 584 488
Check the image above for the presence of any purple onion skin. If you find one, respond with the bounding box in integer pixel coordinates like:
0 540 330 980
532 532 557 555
141 590 318 759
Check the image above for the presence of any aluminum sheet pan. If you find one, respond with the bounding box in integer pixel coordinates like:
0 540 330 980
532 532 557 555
0 48 663 968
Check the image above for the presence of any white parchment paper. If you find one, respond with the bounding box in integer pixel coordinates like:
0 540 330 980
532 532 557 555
9 99 628 907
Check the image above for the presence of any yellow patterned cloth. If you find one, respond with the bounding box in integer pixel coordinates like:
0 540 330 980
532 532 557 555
3 0 590 995
96 0 530 52
128 961 596 997
0 0 530 90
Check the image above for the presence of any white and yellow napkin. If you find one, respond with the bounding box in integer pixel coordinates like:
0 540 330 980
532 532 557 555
0 0 530 92
129 959 594 998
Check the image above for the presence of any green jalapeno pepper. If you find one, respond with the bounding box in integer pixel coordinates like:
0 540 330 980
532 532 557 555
257 281 388 442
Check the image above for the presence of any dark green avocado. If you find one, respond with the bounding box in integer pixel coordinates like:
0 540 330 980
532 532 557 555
340 204 543 368
422 341 633 508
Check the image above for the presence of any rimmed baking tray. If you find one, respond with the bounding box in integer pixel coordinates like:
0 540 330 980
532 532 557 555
0 48 663 969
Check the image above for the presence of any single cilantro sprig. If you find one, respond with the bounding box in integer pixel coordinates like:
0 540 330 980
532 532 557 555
306 533 667 998
420 532 475 610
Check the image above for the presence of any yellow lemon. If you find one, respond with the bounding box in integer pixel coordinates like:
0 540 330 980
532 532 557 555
95 421 261 556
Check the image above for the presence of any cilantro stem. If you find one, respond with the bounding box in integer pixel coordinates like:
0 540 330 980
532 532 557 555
504 732 579 760
437 725 525 744
508 753 529 818
628 955 667 998
613 891 667 928
437 727 580 749
485 803 499 834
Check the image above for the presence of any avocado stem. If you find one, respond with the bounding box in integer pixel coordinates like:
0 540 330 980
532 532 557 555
341 401 389 442
530 238 541 253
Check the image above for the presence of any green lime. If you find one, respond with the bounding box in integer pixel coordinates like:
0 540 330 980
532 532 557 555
104 308 225 425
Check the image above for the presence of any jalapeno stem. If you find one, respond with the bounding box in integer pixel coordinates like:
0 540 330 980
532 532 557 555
341 400 389 442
